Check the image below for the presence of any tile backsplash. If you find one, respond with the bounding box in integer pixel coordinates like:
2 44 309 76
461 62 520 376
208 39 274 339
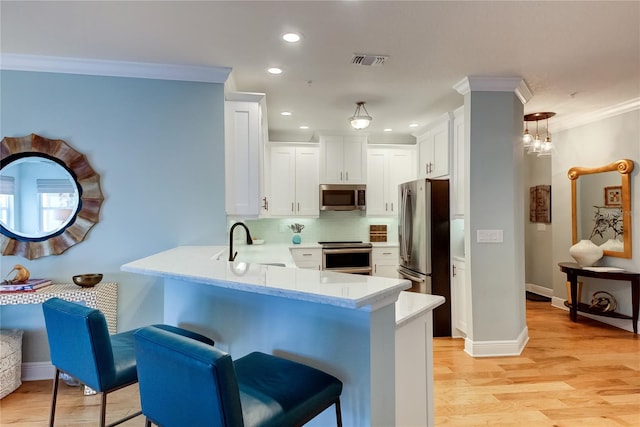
233 211 398 245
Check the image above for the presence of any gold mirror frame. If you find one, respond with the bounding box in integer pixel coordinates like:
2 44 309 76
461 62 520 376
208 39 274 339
0 134 104 260
568 159 634 259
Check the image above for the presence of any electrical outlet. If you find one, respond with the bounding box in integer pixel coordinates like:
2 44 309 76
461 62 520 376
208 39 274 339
279 223 289 233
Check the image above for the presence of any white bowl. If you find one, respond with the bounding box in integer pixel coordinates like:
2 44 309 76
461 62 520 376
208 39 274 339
252 239 265 245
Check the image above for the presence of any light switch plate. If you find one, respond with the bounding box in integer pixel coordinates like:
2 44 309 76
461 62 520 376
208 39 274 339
477 229 503 243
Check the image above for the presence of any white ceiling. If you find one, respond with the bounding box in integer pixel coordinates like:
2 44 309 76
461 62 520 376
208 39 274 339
1 1 639 142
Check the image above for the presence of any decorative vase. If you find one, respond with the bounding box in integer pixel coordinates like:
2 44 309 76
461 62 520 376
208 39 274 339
569 239 603 267
292 234 301 244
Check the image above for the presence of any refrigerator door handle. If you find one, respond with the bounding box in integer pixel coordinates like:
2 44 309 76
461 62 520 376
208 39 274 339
398 268 426 283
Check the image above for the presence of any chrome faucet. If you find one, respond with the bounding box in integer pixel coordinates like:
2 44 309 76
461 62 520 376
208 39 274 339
229 222 253 262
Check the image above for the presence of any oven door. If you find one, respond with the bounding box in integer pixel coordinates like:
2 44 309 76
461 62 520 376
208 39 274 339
323 248 372 275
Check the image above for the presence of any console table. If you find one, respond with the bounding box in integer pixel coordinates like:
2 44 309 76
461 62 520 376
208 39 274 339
558 262 638 334
0 282 118 333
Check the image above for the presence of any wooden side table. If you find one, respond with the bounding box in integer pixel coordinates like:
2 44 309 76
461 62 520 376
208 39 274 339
0 282 118 333
558 263 638 334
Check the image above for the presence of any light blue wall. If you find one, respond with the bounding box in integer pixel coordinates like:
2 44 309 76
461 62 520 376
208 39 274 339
551 108 639 329
0 70 227 362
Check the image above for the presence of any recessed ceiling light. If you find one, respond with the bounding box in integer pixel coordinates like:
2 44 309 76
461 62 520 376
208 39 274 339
281 111 292 116
299 125 309 129
409 123 419 128
282 32 301 43
267 67 283 75
384 128 393 132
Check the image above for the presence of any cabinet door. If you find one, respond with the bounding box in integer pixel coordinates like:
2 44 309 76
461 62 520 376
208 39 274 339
342 136 366 183
388 149 416 215
320 136 345 184
452 259 467 335
452 108 465 218
294 147 319 216
417 134 431 179
225 101 260 216
268 147 296 216
366 149 389 216
372 247 399 278
430 121 450 178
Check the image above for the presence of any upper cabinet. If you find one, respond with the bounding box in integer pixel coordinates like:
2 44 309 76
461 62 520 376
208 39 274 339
319 135 367 184
267 144 319 218
416 113 452 179
224 92 268 217
367 146 417 216
452 106 465 218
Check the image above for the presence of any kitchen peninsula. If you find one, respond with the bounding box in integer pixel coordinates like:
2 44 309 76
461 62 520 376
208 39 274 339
122 245 444 426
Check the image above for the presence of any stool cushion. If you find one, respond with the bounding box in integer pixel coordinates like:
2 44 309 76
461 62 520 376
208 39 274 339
0 329 23 399
235 352 343 427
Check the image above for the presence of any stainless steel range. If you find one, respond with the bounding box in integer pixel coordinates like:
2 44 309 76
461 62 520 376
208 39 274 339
320 241 372 275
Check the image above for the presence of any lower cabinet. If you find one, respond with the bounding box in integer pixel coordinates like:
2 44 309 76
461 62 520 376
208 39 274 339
372 246 399 278
290 247 322 270
451 257 468 336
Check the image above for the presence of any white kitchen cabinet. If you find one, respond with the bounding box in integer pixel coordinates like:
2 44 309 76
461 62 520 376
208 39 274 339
319 135 367 184
451 257 468 337
416 113 452 179
290 247 322 270
225 92 268 217
367 146 417 216
267 144 319 217
372 246 399 278
452 106 465 218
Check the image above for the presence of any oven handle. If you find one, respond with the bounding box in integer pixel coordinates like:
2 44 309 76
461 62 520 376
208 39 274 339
397 268 426 283
325 267 372 274
322 248 372 255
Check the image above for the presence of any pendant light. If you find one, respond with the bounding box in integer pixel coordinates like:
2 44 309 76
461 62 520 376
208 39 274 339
348 102 372 130
523 112 555 156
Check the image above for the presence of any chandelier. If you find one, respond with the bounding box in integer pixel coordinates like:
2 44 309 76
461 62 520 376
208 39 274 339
523 112 555 157
348 102 372 130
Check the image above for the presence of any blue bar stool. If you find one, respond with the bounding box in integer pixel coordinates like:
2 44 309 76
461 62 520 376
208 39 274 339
135 325 343 427
42 297 214 427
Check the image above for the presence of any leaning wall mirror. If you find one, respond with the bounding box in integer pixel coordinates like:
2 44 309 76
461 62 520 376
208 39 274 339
568 159 634 259
0 134 104 260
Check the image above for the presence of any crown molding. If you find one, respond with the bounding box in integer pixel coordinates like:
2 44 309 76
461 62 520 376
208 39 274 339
553 97 640 132
0 54 231 83
453 76 532 104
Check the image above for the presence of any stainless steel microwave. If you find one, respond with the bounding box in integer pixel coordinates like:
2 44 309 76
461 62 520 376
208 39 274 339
319 184 366 211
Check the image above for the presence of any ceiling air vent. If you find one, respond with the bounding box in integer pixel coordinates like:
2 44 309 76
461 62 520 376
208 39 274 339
351 54 388 67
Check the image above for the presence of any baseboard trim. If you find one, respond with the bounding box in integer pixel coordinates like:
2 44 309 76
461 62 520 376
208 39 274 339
551 298 637 334
525 283 553 298
22 361 55 381
464 326 529 357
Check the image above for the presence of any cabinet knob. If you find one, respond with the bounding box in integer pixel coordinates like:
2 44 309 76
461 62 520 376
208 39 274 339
452 264 457 277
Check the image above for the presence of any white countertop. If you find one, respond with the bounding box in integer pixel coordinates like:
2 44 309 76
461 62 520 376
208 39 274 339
395 291 445 327
122 246 411 310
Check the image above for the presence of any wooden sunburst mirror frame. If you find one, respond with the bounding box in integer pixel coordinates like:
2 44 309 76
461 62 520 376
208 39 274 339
0 134 104 260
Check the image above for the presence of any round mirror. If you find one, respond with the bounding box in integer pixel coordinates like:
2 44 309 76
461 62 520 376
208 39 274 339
0 134 104 260
1 153 81 241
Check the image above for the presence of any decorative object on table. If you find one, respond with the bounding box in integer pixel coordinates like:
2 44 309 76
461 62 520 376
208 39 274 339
529 185 551 223
370 225 388 242
589 291 617 313
569 239 603 267
289 223 305 244
4 264 30 283
72 273 103 288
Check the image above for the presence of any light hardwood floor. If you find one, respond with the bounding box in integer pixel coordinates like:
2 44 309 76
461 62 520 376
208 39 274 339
1 299 638 426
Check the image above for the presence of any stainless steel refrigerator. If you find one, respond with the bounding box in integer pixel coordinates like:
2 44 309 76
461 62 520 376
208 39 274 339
398 178 451 336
